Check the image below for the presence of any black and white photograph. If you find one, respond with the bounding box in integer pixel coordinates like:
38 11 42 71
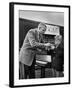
19 10 64 79
9 2 70 87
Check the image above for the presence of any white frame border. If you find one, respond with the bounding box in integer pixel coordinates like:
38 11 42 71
13 4 69 86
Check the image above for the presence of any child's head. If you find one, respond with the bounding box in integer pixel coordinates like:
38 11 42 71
55 35 62 45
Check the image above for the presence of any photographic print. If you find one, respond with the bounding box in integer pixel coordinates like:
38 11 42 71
9 2 70 87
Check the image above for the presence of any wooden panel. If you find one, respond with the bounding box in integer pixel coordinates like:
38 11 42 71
36 55 51 62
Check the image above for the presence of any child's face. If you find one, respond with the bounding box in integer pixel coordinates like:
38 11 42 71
55 38 61 45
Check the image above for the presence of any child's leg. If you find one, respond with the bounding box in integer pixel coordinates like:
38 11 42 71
52 68 56 77
55 71 60 77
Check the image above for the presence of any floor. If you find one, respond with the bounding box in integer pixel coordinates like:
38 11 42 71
19 64 64 79
35 68 64 78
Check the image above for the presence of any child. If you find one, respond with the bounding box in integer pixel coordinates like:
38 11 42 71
51 35 64 77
